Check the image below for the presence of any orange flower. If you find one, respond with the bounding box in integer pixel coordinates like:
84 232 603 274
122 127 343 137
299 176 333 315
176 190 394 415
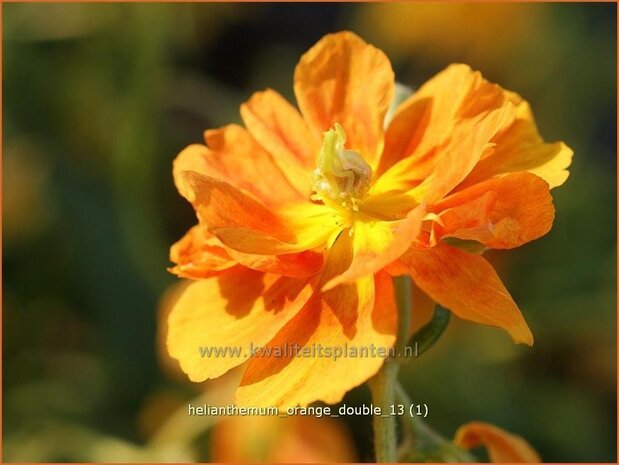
166 31 572 407
355 3 541 69
211 415 357 463
455 421 541 463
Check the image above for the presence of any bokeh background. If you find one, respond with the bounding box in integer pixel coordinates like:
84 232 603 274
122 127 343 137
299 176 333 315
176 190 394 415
3 3 617 462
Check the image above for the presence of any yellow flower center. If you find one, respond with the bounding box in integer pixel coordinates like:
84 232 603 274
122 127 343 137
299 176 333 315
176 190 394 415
311 123 373 213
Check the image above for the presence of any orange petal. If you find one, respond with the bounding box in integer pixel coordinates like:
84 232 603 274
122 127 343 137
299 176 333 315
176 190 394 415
294 31 394 168
211 415 357 463
378 95 432 179
374 105 515 209
178 171 299 254
169 224 236 279
270 416 357 463
180 171 342 255
376 65 530 207
378 64 509 180
157 280 193 381
170 224 324 279
460 99 573 189
384 261 436 334
167 268 316 382
226 248 324 279
410 283 436 334
240 89 319 196
431 172 555 249
236 234 397 407
173 125 302 209
408 104 515 204
322 204 426 290
398 243 533 345
455 421 541 463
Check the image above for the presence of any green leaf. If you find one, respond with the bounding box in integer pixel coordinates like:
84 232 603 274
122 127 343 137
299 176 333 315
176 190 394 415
406 306 451 361
442 237 487 254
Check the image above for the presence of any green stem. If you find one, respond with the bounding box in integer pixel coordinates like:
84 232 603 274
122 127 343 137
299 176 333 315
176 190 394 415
370 360 399 462
395 382 476 462
370 275 412 462
395 383 444 444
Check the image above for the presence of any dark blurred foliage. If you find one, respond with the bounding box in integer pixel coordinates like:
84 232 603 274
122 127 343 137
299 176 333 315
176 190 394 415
3 3 616 462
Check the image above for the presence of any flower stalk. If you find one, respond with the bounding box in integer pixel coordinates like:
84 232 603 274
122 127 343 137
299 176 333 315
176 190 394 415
370 275 413 462
370 357 399 462
395 382 476 462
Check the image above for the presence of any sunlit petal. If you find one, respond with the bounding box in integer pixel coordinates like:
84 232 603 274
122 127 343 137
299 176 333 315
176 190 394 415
294 31 394 168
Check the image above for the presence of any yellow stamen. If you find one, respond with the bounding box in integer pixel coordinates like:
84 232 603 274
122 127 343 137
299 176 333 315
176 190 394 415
311 124 373 212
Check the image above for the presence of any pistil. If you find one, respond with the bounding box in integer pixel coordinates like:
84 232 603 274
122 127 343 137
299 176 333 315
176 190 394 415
311 124 373 213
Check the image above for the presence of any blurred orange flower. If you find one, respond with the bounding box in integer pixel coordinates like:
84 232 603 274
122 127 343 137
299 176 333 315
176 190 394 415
211 415 356 463
355 3 542 69
166 31 572 407
455 421 541 463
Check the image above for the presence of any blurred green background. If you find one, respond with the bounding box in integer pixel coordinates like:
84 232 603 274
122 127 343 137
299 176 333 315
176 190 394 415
3 3 616 462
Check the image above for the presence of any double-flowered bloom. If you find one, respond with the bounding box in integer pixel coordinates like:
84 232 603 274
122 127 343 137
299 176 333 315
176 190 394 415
166 31 572 407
